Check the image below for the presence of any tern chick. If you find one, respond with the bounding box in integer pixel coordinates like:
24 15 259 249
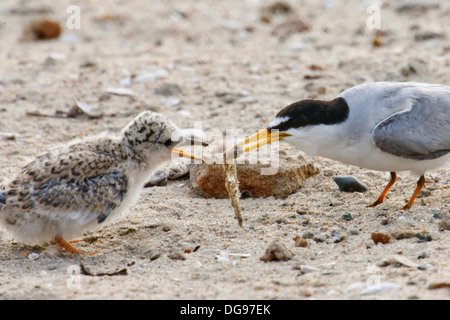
0 111 204 254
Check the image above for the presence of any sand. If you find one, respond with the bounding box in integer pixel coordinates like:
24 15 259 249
0 0 449 300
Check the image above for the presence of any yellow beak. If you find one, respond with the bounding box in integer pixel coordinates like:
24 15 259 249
227 128 292 159
170 148 205 162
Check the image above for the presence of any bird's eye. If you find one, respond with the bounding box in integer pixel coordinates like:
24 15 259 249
164 139 173 146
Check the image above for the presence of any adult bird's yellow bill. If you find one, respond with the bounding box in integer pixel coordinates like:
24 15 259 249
230 129 292 159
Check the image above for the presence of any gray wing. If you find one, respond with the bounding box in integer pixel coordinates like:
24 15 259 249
372 91 450 160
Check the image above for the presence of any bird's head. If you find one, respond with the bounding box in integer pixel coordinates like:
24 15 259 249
122 111 205 163
229 98 349 158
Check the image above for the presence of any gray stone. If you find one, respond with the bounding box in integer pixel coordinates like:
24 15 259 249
333 176 368 193
155 83 183 96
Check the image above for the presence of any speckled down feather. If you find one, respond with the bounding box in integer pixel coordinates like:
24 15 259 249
0 111 178 244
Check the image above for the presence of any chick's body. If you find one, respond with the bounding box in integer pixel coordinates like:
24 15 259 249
0 111 180 250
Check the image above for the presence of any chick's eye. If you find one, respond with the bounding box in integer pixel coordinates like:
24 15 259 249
164 139 172 146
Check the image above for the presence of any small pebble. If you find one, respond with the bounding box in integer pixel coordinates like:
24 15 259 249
235 96 257 104
144 170 168 188
161 223 171 232
361 282 398 295
260 240 293 262
415 232 432 242
333 176 368 193
390 229 416 240
371 232 391 244
293 235 308 248
432 213 441 219
298 265 319 274
149 253 161 261
164 98 181 107
23 19 61 41
313 233 327 243
330 231 345 243
438 212 450 231
134 70 168 83
417 253 427 259
417 266 426 271
302 231 314 239
28 252 39 260
155 83 183 96
342 212 353 221
168 252 186 260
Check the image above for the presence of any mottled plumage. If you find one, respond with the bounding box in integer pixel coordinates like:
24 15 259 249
0 111 199 254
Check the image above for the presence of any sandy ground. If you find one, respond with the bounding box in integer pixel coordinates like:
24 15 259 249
0 0 449 300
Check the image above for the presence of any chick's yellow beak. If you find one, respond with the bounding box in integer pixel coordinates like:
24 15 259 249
228 128 292 159
170 148 204 162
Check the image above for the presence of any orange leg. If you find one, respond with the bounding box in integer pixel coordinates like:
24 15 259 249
367 172 397 207
403 175 425 210
54 235 101 256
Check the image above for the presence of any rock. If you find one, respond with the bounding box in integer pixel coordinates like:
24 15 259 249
168 252 186 260
414 30 445 41
438 211 450 231
271 17 310 38
330 231 345 243
10 4 53 15
155 83 183 96
216 91 255 104
417 252 427 259
302 231 314 239
342 212 353 221
164 98 181 107
400 57 427 77
261 2 292 16
428 282 450 290
134 70 168 83
371 232 391 244
28 252 39 260
190 145 318 199
415 232 432 242
389 228 416 240
144 170 168 188
79 60 97 69
293 235 308 248
333 176 368 193
260 1 293 23
361 282 398 295
260 240 293 262
297 265 319 274
22 19 61 41
105 87 136 96
161 223 171 232
391 255 420 268
395 1 440 14
166 162 190 180
313 233 327 243
235 96 257 104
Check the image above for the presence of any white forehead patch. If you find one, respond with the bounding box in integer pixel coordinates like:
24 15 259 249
268 116 290 128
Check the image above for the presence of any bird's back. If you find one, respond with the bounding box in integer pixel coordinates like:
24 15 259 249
334 82 450 173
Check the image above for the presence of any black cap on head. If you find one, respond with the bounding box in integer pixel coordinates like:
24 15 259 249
268 97 350 132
